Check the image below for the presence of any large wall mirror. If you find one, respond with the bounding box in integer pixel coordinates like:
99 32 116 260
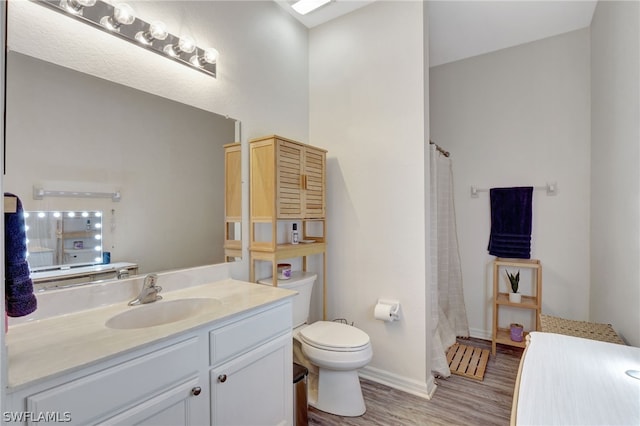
5 50 239 280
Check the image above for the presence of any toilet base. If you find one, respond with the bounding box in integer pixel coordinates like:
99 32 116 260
311 367 366 417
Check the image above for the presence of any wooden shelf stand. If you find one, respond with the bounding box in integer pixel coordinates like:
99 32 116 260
491 258 542 355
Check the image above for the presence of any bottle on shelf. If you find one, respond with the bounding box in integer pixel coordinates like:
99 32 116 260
291 223 299 244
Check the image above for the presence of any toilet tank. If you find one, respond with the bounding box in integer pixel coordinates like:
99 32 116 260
258 272 317 328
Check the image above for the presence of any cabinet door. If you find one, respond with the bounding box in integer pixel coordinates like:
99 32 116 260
276 140 304 218
302 146 326 219
99 377 208 426
210 334 292 426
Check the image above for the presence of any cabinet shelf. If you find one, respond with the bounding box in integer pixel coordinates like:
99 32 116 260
495 292 538 308
250 242 326 258
492 258 542 355
494 328 529 349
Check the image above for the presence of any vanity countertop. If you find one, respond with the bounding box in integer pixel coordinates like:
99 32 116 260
6 279 295 390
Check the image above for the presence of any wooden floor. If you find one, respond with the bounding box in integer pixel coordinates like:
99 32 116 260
308 338 524 426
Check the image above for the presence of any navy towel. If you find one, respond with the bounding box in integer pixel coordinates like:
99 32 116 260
487 187 533 259
4 193 37 317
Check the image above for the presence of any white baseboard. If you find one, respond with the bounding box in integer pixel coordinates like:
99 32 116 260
469 327 492 341
358 365 437 400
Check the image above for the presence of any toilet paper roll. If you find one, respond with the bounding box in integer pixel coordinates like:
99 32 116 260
374 303 395 322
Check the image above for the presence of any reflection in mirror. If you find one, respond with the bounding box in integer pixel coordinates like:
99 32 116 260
25 211 103 271
5 51 239 286
224 143 242 261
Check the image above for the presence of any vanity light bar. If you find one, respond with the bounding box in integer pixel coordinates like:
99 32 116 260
36 0 218 78
33 186 121 202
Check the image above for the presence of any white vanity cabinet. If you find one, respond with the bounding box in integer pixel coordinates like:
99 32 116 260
5 299 292 426
209 303 292 425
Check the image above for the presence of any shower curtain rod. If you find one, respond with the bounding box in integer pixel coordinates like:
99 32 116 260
429 140 450 157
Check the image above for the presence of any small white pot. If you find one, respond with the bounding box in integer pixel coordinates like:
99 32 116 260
509 292 522 303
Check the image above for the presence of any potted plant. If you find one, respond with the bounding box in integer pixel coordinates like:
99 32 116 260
506 269 521 303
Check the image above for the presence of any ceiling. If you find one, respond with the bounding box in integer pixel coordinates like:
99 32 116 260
275 0 598 67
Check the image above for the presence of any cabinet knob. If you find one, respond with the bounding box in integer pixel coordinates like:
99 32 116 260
217 374 227 383
191 386 202 396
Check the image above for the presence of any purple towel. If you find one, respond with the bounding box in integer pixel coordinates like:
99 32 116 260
4 193 37 317
487 187 533 259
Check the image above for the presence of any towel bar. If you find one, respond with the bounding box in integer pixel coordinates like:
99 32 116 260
470 182 557 198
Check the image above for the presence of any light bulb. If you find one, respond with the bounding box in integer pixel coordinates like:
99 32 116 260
178 36 196 54
61 0 96 15
204 48 219 64
114 3 135 25
100 3 135 31
135 21 168 45
164 35 196 57
190 47 219 68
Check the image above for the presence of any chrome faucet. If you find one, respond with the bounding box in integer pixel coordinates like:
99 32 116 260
128 274 162 306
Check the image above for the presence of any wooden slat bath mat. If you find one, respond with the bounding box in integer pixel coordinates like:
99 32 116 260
446 343 490 381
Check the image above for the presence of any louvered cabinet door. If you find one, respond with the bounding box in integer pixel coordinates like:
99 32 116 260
276 139 304 219
303 146 326 219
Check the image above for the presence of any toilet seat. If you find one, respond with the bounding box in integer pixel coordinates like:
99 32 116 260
298 321 370 352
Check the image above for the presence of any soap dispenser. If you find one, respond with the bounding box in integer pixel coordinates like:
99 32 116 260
291 223 299 244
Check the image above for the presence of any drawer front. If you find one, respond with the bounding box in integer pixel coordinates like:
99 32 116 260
209 302 291 366
27 337 199 426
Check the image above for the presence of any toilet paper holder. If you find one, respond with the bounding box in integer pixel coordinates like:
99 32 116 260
375 299 401 322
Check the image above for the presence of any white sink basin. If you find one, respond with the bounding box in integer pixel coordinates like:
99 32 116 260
105 298 222 330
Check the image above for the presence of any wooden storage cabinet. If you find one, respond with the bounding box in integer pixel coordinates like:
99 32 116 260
224 143 242 260
250 135 326 224
249 135 328 319
491 258 542 355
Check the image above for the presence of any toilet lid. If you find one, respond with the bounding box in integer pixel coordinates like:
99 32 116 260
298 321 370 352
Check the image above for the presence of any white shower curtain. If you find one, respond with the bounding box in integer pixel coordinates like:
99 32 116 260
429 144 469 377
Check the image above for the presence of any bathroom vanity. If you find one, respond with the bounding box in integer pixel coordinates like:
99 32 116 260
4 265 295 425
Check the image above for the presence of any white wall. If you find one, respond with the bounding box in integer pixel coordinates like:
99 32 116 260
430 29 591 338
590 0 640 346
310 1 433 397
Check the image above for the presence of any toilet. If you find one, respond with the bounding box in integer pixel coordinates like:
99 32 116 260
259 272 373 417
